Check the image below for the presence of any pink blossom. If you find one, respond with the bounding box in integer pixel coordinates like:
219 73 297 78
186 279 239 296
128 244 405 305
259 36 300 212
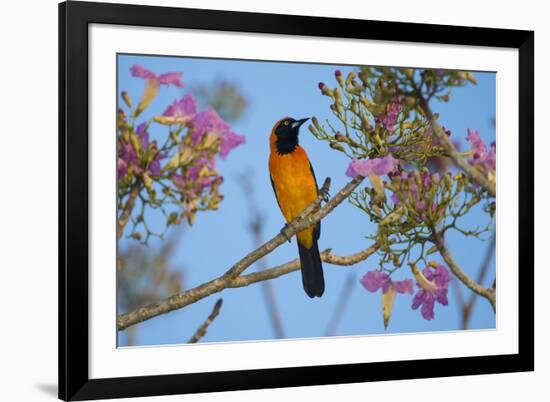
130 65 185 88
411 264 452 320
158 72 185 88
190 107 228 142
190 107 246 159
163 93 198 118
345 154 399 178
361 270 413 295
220 130 246 159
130 65 157 80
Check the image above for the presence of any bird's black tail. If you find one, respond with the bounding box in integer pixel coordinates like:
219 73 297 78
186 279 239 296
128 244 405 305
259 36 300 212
298 239 325 298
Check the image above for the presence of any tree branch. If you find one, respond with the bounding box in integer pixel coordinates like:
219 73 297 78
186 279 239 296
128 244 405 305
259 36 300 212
432 229 496 311
187 298 223 343
418 98 496 198
229 243 379 288
117 176 365 331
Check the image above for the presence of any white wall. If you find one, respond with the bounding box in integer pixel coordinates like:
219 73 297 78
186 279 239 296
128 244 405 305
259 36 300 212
0 0 545 401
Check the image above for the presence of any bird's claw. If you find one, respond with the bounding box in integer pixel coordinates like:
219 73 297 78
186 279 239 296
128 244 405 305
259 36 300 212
280 224 292 243
319 187 330 202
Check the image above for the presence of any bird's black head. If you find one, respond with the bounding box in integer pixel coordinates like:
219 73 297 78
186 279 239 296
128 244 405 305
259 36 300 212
273 117 309 155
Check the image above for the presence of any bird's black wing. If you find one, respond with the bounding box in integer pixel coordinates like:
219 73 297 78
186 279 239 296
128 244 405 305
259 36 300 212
270 174 284 213
308 160 321 240
308 160 319 194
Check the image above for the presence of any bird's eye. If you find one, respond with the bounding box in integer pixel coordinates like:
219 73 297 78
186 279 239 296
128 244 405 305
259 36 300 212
284 121 289 126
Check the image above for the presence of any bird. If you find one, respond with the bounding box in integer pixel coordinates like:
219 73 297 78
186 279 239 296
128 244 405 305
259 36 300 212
268 116 325 298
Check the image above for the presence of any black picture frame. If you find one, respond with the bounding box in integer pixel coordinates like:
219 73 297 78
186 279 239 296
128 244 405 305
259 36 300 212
59 1 534 400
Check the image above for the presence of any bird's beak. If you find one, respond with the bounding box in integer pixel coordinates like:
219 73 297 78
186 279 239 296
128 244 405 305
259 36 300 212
291 117 310 129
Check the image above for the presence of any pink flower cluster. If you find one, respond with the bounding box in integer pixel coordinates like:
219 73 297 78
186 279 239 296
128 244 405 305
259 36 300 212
172 155 222 201
466 128 496 172
391 171 438 217
377 97 402 133
345 154 399 178
118 123 165 180
118 66 246 191
361 263 452 322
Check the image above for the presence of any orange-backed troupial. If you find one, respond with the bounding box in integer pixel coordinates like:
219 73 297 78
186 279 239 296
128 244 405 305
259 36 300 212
269 117 324 298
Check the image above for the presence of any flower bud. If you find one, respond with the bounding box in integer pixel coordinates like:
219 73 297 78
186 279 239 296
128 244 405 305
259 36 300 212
374 133 383 147
335 70 344 88
345 71 357 87
312 116 322 131
335 102 344 116
318 82 334 97
334 88 343 105
143 173 153 192
413 171 422 188
170 131 180 144
121 91 132 109
130 133 141 154
121 129 131 143
444 173 453 191
329 142 345 152
350 99 358 113
163 153 180 171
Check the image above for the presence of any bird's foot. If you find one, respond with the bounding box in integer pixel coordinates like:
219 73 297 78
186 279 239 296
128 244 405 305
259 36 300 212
280 224 292 243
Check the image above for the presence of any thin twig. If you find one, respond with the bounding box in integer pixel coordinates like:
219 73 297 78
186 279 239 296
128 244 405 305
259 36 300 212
117 176 365 331
432 229 496 311
461 235 496 329
187 299 223 343
418 98 496 197
229 244 379 288
325 272 356 336
239 171 285 338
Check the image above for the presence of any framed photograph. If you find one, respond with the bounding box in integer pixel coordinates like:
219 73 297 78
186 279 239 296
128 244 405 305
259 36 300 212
59 1 534 400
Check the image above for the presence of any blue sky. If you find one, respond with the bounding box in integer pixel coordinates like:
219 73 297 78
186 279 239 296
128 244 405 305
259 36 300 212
117 54 496 346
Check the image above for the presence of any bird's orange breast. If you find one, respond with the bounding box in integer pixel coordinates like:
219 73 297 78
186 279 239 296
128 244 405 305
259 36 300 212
269 145 318 248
